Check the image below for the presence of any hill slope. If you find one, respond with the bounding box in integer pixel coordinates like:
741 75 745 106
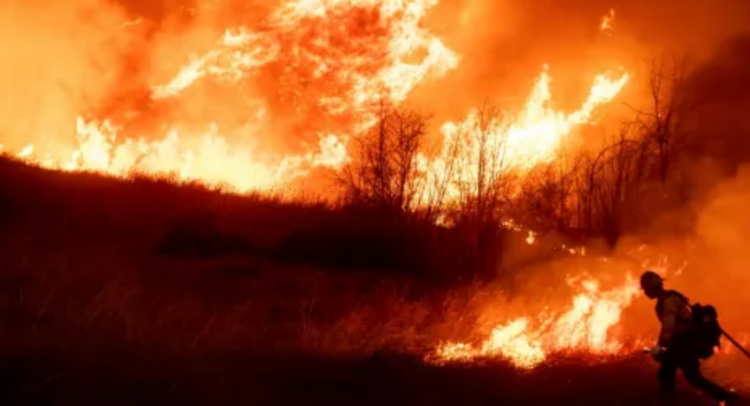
0 158 744 405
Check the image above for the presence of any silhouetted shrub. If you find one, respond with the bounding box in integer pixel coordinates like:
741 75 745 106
156 211 258 258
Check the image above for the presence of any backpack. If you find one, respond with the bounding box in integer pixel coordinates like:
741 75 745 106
689 302 723 359
656 290 723 359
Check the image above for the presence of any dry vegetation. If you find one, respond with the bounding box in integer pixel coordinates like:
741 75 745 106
0 158 711 406
1 50 750 405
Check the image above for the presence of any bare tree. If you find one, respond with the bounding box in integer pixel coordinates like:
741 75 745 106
443 101 509 226
627 57 688 183
551 57 693 242
336 102 430 214
513 155 583 233
429 102 511 280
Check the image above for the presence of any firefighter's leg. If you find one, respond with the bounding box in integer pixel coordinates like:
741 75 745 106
679 356 734 402
657 357 679 398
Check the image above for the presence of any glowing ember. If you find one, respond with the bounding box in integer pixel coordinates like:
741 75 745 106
600 9 616 37
434 274 641 369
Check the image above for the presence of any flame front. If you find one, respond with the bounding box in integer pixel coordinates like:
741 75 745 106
435 275 641 369
2 2 629 199
2 0 457 193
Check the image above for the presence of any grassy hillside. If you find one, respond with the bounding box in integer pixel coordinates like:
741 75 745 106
0 157 744 405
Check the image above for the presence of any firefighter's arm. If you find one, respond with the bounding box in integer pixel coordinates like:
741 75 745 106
658 295 680 347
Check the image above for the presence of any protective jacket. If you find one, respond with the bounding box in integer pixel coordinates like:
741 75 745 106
655 290 692 347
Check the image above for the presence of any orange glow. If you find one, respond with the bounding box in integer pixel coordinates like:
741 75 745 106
433 274 641 369
1 1 630 199
416 66 629 208
7 1 750 376
601 9 615 37
2 0 457 194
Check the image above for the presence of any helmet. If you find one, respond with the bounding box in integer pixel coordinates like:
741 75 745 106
640 270 663 291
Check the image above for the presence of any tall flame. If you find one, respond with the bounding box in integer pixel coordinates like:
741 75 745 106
417 66 629 208
2 2 628 199
2 0 457 193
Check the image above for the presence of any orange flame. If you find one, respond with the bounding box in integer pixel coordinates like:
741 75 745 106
417 66 629 208
434 274 641 369
2 1 628 201
601 9 615 37
2 0 457 194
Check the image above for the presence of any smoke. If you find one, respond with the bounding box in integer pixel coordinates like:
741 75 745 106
0 0 136 151
680 162 750 333
633 161 750 385
4 0 750 376
474 31 750 355
411 0 750 125
435 24 750 378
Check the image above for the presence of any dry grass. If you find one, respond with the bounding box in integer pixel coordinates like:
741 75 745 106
0 232 497 356
0 157 746 405
0 157 503 358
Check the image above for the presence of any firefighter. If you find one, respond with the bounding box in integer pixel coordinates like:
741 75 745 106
640 270 740 405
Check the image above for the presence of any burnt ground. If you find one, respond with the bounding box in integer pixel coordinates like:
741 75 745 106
0 158 747 406
0 350 717 406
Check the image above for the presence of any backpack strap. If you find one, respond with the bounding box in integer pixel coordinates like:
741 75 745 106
656 290 691 320
665 289 689 305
